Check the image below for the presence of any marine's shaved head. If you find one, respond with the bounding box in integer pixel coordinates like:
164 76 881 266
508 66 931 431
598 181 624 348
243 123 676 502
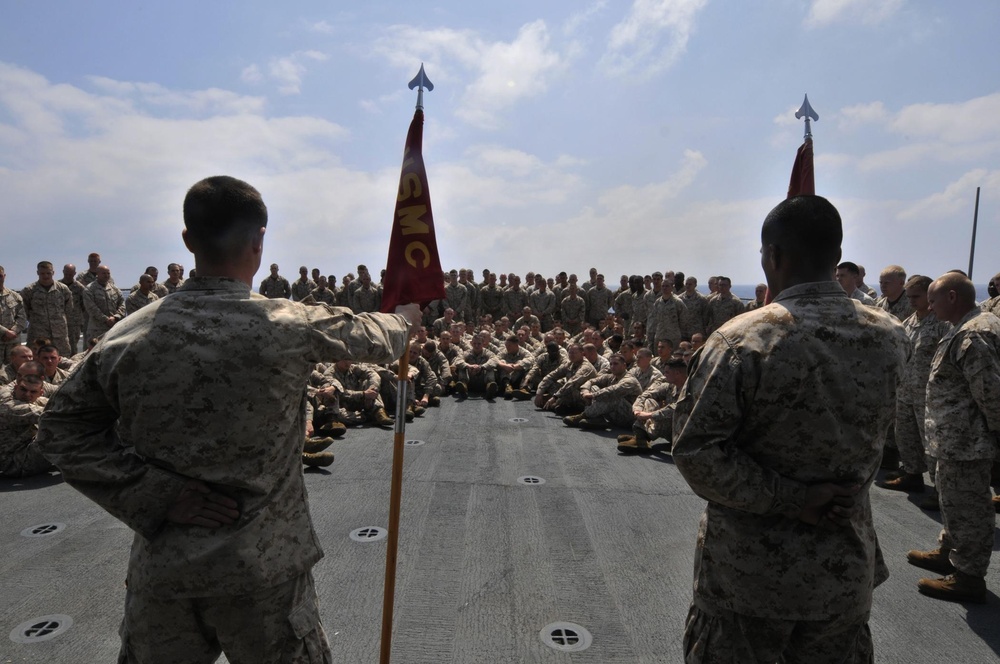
761 195 842 268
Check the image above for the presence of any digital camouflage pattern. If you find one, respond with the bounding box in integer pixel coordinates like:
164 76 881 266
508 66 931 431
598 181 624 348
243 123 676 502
704 293 745 335
672 281 909 621
259 274 291 299
0 287 26 363
580 371 642 425
125 290 159 316
924 309 1000 462
936 458 995 577
679 290 709 337
291 278 317 302
21 280 73 355
894 311 950 474
83 281 125 338
647 294 688 347
875 294 914 322
0 397 51 477
36 277 409 598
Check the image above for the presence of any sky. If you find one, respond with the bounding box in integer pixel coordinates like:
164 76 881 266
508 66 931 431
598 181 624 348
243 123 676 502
1 0 998 291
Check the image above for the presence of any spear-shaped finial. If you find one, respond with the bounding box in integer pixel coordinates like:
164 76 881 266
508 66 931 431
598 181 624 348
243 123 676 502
795 94 819 141
408 63 434 111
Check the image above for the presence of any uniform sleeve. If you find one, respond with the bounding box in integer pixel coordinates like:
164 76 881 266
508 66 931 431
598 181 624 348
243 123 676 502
671 338 808 517
304 305 410 366
958 334 1000 433
34 354 189 539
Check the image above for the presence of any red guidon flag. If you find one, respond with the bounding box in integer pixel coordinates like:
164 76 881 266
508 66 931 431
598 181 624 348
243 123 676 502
380 108 446 312
786 137 815 198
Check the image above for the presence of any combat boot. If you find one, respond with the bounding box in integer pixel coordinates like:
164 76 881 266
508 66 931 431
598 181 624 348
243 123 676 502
579 416 609 430
618 429 652 454
303 451 335 467
315 421 347 438
562 413 585 427
503 384 514 400
917 571 987 604
906 548 955 575
411 404 427 417
878 472 925 493
428 396 441 407
403 408 415 422
454 381 468 397
373 408 395 428
617 434 634 442
303 437 334 454
486 382 499 399
512 388 531 401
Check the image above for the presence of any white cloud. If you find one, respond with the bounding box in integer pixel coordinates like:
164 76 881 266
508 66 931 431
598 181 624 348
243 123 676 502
374 21 564 130
898 169 1000 222
599 0 708 79
310 20 335 34
890 92 1000 143
564 1 609 36
837 101 887 130
243 50 329 95
805 0 905 28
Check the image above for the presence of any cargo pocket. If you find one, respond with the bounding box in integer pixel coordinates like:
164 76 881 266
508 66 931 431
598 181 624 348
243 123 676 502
287 596 332 664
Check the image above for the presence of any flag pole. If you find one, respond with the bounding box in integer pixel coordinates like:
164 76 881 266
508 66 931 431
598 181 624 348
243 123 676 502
379 63 436 664
968 186 981 279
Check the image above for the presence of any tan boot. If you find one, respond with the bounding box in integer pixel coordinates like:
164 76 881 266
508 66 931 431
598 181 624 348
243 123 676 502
316 421 347 438
917 571 986 604
618 430 652 454
303 437 334 454
373 408 395 428
878 472 925 493
303 451 335 467
906 548 955 575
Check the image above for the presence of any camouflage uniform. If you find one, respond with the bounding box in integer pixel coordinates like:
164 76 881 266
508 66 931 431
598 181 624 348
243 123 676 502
704 293 745 335
632 381 678 442
495 346 533 389
0 287 26 364
559 294 586 335
537 358 597 411
308 287 336 305
83 280 125 338
875 294 914 322
895 312 950 476
479 284 505 322
646 295 688 348
628 364 664 392
125 290 160 316
462 279 478 322
453 348 498 390
325 362 386 419
0 397 52 477
522 347 567 393
258 274 291 299
925 309 1000 578
424 348 453 386
291 278 317 302
444 283 468 321
21 280 74 356
580 371 642 426
679 290 709 337
628 291 650 329
613 290 632 321
164 279 185 295
409 354 443 399
36 276 408 662
513 314 539 331
585 286 614 327
982 296 1000 317
672 281 909 661
60 278 86 353
528 289 556 331
502 287 528 321
350 284 382 314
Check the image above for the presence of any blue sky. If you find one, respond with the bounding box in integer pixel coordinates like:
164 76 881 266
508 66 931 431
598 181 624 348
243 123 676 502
2 0 998 290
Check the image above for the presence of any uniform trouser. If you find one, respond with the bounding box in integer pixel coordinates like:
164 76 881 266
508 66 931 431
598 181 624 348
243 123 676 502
553 387 586 412
456 367 496 391
583 396 636 426
497 369 524 390
937 457 995 578
0 442 54 478
339 392 385 418
67 317 82 353
894 399 928 475
684 604 873 664
27 326 71 358
632 417 669 442
118 571 331 664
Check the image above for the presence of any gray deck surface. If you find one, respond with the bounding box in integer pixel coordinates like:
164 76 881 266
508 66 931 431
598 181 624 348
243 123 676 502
2 395 999 662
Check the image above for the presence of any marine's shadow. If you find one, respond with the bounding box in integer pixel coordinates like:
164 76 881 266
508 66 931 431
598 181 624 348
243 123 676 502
0 471 64 492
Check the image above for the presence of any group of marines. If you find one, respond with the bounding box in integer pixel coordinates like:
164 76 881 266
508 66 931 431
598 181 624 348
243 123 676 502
3 250 1000 607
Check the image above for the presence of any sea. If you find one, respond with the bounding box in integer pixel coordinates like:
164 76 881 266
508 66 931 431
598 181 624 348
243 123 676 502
731 284 992 305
